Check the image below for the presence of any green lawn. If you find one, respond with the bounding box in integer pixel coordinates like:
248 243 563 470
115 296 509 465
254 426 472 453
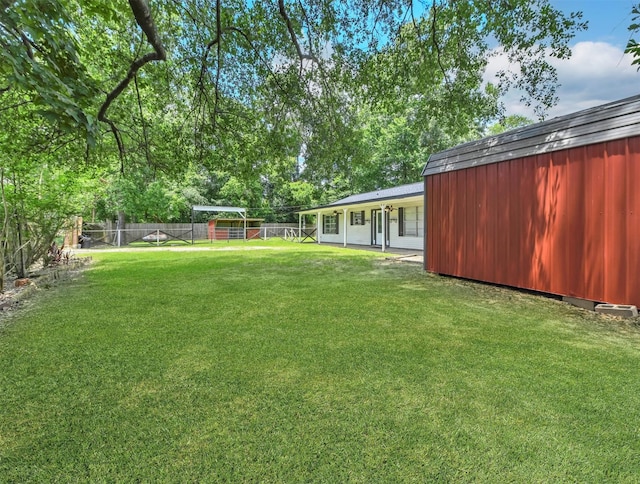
1 241 640 481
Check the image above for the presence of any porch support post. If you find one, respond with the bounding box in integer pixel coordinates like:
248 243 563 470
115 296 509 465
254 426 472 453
191 208 194 245
380 204 386 252
317 211 321 244
298 213 302 243
343 208 348 247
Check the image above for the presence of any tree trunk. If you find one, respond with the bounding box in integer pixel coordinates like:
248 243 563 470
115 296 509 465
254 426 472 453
14 210 26 279
118 210 126 246
0 168 6 292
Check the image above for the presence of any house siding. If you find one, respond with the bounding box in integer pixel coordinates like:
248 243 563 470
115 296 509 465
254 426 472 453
426 135 640 307
314 203 424 251
346 220 370 245
390 204 424 251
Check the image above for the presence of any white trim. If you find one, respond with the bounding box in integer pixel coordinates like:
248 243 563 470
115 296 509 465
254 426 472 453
343 208 348 247
381 204 386 252
310 195 424 251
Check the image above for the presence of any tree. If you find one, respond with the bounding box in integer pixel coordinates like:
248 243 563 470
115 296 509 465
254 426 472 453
95 165 212 223
1 0 590 276
0 0 100 137
2 1 587 159
0 93 94 283
626 4 640 69
486 115 534 136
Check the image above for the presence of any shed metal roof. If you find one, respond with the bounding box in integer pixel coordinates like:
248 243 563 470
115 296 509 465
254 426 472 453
422 94 640 177
212 218 264 222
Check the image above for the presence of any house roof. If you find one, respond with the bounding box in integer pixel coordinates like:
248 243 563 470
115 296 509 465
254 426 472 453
422 94 640 177
328 181 424 206
298 181 423 214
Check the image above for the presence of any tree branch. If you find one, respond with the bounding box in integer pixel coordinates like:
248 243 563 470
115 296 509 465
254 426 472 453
169 0 198 25
369 0 387 48
430 3 451 87
227 27 289 93
0 22 36 59
18 31 34 59
196 23 290 131
0 97 32 113
97 0 166 162
128 0 166 61
134 74 152 166
298 0 316 59
278 0 319 74
214 0 222 128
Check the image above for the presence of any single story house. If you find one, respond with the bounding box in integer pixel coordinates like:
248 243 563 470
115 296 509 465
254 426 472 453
422 94 640 307
297 182 424 251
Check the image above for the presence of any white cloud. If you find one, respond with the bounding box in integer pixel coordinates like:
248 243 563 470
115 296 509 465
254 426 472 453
485 41 640 119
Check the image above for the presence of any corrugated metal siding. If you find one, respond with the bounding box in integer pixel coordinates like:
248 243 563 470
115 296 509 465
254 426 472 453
426 135 640 306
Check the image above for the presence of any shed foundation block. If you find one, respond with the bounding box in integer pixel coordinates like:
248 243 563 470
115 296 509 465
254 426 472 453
595 304 638 318
563 296 595 311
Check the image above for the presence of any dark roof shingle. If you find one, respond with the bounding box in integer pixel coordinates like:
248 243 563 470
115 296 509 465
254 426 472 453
328 182 424 206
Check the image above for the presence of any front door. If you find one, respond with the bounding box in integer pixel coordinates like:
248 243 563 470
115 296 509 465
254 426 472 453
371 209 390 246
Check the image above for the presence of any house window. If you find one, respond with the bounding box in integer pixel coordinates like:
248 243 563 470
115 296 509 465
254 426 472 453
399 207 423 237
323 214 339 234
350 210 365 226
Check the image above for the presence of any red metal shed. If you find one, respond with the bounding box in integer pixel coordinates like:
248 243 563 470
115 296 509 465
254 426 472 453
208 218 263 240
422 95 640 307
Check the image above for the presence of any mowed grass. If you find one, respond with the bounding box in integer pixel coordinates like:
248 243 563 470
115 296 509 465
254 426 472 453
1 241 640 481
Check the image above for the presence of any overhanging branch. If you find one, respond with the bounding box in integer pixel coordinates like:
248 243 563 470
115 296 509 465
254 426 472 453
97 0 166 161
128 0 166 60
430 3 451 87
278 0 319 74
196 22 289 130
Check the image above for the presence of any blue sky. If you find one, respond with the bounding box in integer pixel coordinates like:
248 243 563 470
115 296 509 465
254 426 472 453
486 0 640 118
565 0 635 46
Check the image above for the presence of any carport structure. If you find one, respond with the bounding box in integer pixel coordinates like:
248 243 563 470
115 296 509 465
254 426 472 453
191 205 247 244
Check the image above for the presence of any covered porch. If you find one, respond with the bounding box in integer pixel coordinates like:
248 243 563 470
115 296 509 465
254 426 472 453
296 182 425 253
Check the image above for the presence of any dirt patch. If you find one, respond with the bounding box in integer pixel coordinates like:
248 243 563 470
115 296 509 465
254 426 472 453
0 257 92 322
